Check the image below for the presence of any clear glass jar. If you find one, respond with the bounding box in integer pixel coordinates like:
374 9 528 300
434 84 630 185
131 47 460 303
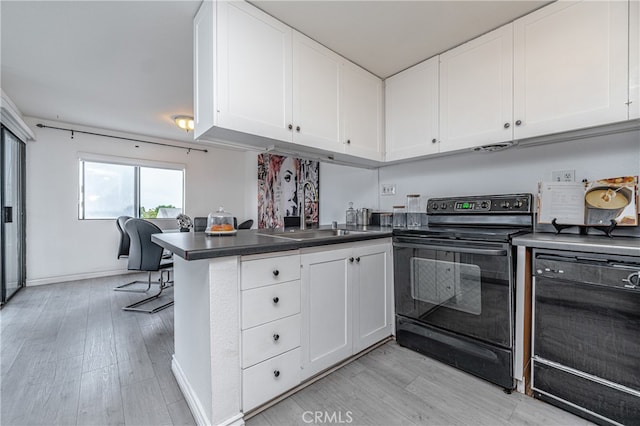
406 194 422 228
346 202 357 226
392 205 406 228
379 213 392 227
207 206 235 232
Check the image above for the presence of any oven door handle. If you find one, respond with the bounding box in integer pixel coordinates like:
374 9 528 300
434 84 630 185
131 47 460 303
394 242 507 256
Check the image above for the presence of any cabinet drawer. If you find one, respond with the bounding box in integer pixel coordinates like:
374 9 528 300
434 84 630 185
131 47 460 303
242 280 300 329
242 314 301 368
243 348 301 411
241 254 301 290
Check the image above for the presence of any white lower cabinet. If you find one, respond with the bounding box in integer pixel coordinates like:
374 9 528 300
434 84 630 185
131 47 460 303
300 240 393 381
240 252 302 412
242 347 301 412
300 246 352 380
242 314 301 368
352 243 394 353
241 280 301 329
239 241 392 411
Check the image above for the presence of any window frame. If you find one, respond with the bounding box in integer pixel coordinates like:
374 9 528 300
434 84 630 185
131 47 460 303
77 153 185 221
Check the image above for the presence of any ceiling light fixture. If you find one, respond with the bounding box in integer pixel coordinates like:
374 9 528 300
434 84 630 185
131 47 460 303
172 115 194 132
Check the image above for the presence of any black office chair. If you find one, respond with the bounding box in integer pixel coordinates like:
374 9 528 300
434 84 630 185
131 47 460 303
193 216 208 232
238 219 253 229
122 219 174 313
114 216 157 292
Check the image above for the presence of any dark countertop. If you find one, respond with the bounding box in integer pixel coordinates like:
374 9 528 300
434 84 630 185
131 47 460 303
512 232 640 257
152 226 393 261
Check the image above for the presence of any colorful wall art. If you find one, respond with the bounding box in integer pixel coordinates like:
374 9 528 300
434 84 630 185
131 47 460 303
258 154 319 229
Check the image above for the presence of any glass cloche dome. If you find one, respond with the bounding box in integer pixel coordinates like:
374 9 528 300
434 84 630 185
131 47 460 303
207 206 235 232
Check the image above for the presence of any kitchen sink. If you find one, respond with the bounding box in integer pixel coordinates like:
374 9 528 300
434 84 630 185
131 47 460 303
257 228 371 241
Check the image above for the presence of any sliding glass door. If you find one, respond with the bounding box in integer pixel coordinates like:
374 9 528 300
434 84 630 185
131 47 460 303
1 125 26 304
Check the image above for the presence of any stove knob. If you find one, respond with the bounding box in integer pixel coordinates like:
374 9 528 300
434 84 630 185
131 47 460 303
480 201 488 209
441 203 447 210
501 201 511 208
514 199 523 208
431 203 438 210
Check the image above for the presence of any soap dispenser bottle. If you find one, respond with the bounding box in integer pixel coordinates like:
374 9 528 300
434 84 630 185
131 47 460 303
346 202 357 225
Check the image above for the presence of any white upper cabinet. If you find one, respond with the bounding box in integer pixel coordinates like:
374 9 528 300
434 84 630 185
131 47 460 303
210 0 292 142
439 24 514 151
513 0 630 139
630 0 640 120
385 56 439 161
292 33 342 151
341 61 384 161
194 0 383 163
193 0 215 139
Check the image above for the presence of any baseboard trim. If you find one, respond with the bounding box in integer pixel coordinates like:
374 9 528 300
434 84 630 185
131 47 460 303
26 269 135 286
173 356 244 426
172 357 211 426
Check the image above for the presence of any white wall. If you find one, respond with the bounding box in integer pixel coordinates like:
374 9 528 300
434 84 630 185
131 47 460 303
319 163 379 224
26 121 639 285
25 117 251 285
377 130 640 211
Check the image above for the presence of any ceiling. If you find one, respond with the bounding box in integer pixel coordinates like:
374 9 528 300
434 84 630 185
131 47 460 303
1 0 551 144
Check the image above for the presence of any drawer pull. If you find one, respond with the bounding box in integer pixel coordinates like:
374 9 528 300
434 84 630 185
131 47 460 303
273 370 280 378
272 296 279 304
272 269 280 277
273 333 280 341
355 257 361 263
349 257 354 263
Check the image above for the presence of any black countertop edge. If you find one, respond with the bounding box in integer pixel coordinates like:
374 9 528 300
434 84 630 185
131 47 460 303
152 227 393 261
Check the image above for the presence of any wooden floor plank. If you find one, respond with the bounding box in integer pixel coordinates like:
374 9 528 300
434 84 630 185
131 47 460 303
77 363 125 426
121 377 173 426
1 275 593 426
167 398 197 426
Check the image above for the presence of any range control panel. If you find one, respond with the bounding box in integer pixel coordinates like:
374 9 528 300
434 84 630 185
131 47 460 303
427 194 533 214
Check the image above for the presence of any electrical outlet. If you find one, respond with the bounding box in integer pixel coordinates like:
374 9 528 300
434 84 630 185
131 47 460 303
552 170 575 182
381 184 396 196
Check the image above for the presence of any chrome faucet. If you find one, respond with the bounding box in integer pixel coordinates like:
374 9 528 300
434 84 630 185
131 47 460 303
300 181 317 230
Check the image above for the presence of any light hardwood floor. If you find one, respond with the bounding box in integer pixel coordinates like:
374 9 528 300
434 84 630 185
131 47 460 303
1 275 591 426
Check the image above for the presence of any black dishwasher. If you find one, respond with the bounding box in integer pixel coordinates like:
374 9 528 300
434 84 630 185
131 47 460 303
532 249 640 425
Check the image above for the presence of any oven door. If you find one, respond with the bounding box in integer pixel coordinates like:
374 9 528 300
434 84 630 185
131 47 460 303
393 236 513 348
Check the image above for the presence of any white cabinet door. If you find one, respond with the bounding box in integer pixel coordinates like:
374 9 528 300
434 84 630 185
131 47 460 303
300 247 352 380
341 61 384 161
629 0 640 120
385 56 439 161
352 243 393 353
292 32 342 151
513 0 629 138
440 24 514 151
193 0 215 139
216 1 293 142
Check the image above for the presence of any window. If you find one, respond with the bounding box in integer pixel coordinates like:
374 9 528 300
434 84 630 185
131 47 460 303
79 158 184 220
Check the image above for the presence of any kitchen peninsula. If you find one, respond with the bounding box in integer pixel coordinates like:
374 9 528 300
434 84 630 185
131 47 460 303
152 228 393 426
